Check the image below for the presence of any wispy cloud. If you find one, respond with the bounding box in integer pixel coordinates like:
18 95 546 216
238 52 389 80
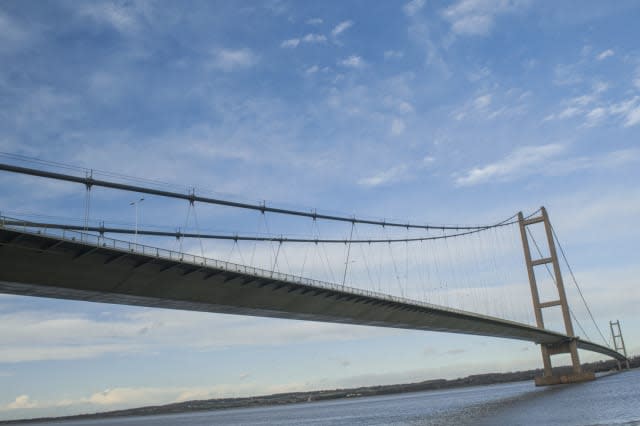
552 95 640 128
280 38 300 48
209 48 258 71
358 164 409 187
455 144 565 186
78 2 148 34
0 307 396 363
473 94 492 109
596 49 614 61
443 0 529 37
7 395 37 410
339 55 365 68
384 50 404 60
601 148 640 167
403 0 426 17
542 82 630 126
456 145 640 187
467 66 491 82
553 63 583 86
302 33 327 43
391 118 406 136
453 89 528 122
624 103 640 127
584 107 607 127
358 156 435 188
306 18 323 25
331 20 353 37
280 33 326 48
0 10 30 51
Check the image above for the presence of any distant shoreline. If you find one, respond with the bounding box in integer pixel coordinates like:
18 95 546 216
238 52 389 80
2 356 637 424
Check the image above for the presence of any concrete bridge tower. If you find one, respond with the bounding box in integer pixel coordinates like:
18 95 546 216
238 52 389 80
518 207 596 386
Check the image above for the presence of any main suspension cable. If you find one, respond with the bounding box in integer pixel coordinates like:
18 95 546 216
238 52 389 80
550 224 610 347
0 161 517 231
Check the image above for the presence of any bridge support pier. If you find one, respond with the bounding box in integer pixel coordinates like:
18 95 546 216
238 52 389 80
534 340 595 386
519 208 595 387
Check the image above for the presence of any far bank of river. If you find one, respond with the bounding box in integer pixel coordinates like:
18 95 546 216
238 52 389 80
3 356 638 425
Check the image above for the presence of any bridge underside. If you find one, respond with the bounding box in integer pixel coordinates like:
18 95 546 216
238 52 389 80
0 227 625 362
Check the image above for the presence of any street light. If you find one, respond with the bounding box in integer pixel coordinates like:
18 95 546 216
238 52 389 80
130 197 144 245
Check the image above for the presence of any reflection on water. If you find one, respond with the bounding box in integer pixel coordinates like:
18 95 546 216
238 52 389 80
19 370 640 426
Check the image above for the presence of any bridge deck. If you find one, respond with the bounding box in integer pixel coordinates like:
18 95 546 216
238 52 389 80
0 224 625 361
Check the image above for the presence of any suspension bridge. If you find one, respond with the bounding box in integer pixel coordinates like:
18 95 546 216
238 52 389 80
0 156 630 386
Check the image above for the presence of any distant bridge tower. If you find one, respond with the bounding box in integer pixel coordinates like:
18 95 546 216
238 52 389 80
518 207 596 386
610 320 630 369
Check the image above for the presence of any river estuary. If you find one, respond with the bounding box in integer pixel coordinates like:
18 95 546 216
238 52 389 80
18 369 640 425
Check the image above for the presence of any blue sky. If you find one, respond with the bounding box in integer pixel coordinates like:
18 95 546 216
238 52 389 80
1 0 640 419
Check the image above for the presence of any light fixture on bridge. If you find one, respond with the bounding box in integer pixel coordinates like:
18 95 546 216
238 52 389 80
130 197 144 245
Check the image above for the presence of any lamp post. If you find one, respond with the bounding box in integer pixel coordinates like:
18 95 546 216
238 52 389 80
130 197 144 245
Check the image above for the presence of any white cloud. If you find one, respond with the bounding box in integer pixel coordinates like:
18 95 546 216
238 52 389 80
467 67 491 82
384 50 404 60
625 105 640 127
0 307 398 363
403 0 426 16
553 63 583 86
280 34 326 49
606 96 640 127
601 148 640 167
339 55 365 68
397 101 414 114
391 118 406 135
473 94 492 109
305 65 319 74
448 14 492 35
358 164 408 187
457 146 640 188
331 20 353 37
7 395 37 410
306 18 323 25
552 106 579 120
596 49 614 61
78 2 146 34
608 97 637 115
209 48 258 71
544 84 615 125
422 156 436 166
0 343 143 363
455 144 565 186
87 387 174 406
584 107 606 127
302 33 327 43
453 91 525 122
443 0 529 36
280 38 300 48
593 81 609 94
355 155 433 189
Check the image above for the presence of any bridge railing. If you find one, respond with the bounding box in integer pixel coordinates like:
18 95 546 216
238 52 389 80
0 215 525 323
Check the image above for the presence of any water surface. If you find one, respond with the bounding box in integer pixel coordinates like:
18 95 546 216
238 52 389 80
21 370 640 425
